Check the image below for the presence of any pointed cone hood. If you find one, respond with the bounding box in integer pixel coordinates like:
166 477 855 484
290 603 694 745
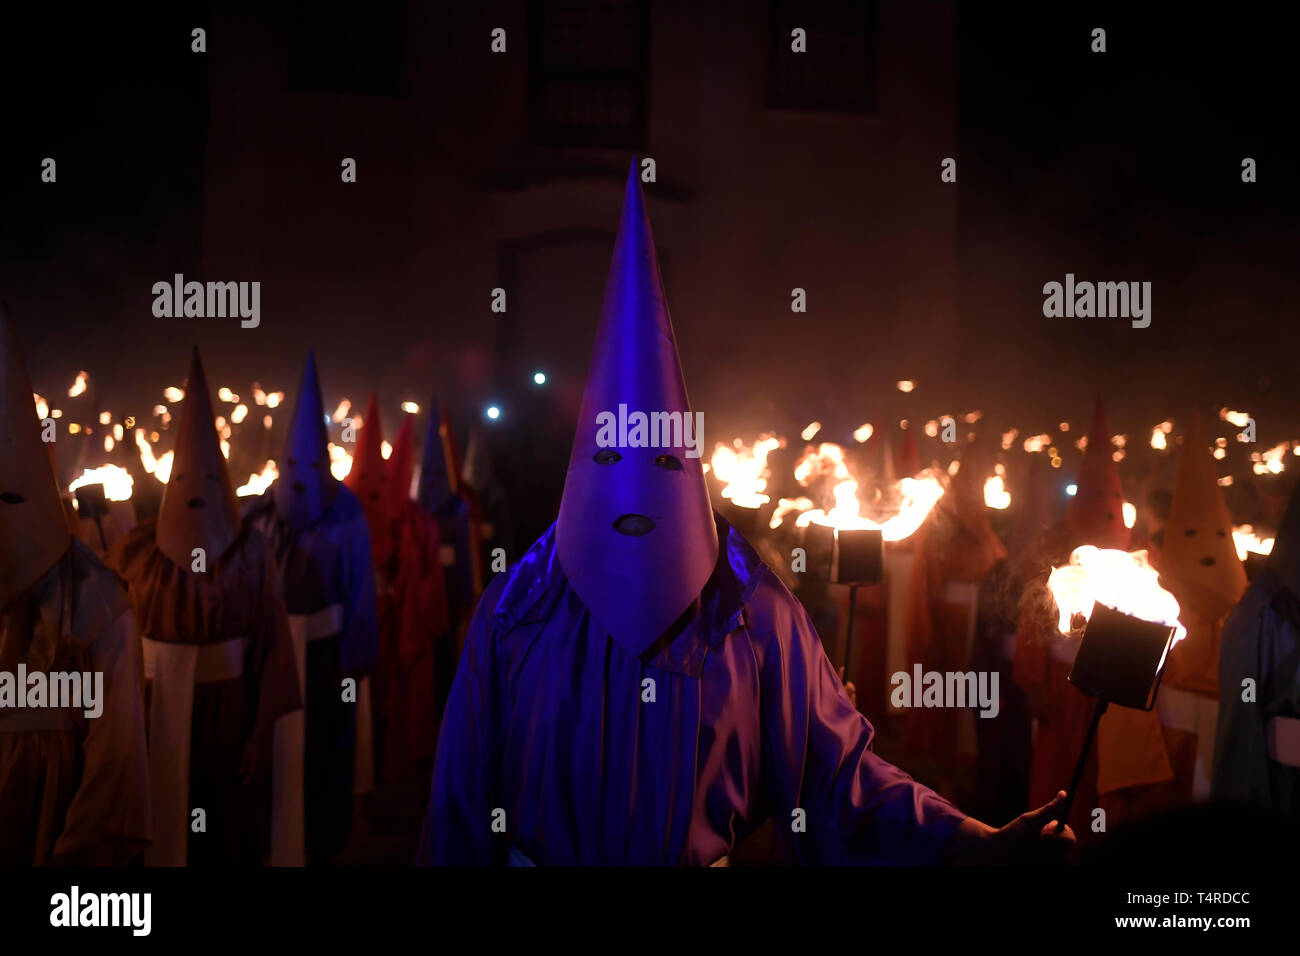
274 351 338 530
1066 397 1130 549
1267 478 1300 595
388 414 415 515
418 401 459 512
0 307 71 605
344 392 388 519
1010 451 1053 555
156 349 240 568
1159 411 1246 614
461 424 492 492
897 424 922 477
556 161 718 656
878 426 897 487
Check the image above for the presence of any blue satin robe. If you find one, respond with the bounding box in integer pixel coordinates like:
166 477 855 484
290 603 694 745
418 516 965 865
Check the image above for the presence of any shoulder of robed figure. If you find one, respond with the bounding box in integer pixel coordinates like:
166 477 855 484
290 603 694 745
714 518 820 666
65 536 136 650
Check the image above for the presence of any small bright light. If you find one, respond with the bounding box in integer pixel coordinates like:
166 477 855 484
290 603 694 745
1066 483 1078 496
402 401 420 414
533 371 547 385
1122 501 1137 528
486 405 501 421
801 421 821 441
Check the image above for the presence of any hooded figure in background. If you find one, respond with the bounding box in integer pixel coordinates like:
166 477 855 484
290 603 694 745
902 433 1007 784
0 309 150 865
1065 398 1130 551
461 424 514 567
1014 398 1173 838
345 393 392 564
419 402 482 622
105 348 300 866
417 402 482 712
418 163 1069 866
1117 410 1246 809
1213 477 1300 815
244 352 378 863
1160 411 1248 697
346 396 449 785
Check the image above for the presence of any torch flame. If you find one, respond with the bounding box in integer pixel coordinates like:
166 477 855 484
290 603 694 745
710 434 782 509
983 474 1011 510
236 460 279 497
1232 525 1275 562
784 443 944 540
135 428 173 482
69 465 134 503
1046 546 1186 643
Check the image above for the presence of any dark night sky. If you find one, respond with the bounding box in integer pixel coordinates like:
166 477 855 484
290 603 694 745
957 4 1298 434
1 2 1296 530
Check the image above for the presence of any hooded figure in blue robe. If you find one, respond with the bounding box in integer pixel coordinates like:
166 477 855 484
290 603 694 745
418 164 1070 866
1213 480 1300 814
245 351 378 863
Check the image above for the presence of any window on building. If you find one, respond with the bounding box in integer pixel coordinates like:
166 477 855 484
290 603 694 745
527 0 649 147
767 0 878 113
287 0 408 97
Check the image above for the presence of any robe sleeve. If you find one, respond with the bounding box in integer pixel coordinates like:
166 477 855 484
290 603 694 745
756 576 967 865
416 575 506 865
52 606 152 864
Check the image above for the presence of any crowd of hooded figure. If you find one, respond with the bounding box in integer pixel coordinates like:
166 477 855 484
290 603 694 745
1 318 483 865
2 163 1296 866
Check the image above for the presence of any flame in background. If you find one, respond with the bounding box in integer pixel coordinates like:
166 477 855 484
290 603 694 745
328 442 353 481
236 460 279 497
710 435 782 509
135 428 173 483
69 465 134 503
984 465 1011 509
1046 546 1186 643
1251 442 1289 475
1232 525 1275 562
776 442 944 540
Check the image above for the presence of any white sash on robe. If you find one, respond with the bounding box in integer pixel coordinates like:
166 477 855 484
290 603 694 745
141 635 246 866
271 603 344 866
1155 685 1219 800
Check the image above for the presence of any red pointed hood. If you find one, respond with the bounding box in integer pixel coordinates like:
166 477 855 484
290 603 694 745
344 392 388 524
388 413 416 517
896 422 922 478
1066 397 1130 549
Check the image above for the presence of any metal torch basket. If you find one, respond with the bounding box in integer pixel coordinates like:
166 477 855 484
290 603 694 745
1067 601 1178 711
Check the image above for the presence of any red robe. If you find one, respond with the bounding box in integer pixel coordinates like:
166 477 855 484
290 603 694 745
366 500 450 783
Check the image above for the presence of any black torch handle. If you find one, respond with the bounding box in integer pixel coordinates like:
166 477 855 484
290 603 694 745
93 515 108 552
1055 696 1109 834
842 584 859 682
